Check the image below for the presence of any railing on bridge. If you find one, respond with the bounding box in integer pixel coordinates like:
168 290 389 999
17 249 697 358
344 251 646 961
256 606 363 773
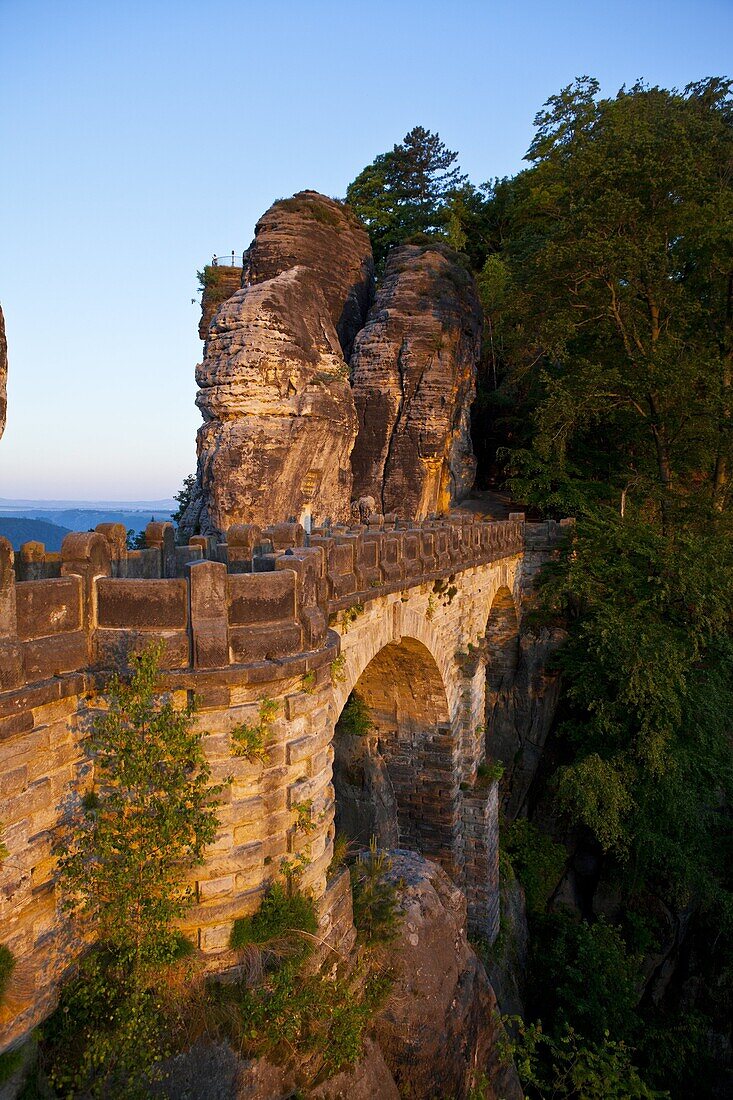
211 251 245 268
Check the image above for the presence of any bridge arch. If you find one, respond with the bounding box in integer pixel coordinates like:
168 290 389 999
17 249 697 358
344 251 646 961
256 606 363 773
331 630 460 875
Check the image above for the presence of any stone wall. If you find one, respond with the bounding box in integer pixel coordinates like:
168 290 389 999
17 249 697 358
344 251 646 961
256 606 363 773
0 513 558 1054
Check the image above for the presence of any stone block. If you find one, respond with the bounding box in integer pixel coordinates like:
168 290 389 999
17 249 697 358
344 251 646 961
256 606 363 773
15 578 83 641
97 578 188 629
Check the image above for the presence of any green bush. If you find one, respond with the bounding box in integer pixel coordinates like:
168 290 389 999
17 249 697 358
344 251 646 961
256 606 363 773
230 883 317 961
337 692 372 737
502 818 567 915
531 911 640 1044
350 840 403 945
503 1016 660 1099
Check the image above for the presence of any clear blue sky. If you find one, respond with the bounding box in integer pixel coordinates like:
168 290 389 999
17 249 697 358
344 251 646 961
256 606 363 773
1 0 731 501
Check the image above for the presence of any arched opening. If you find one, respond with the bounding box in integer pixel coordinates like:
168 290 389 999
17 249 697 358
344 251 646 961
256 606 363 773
333 637 458 872
484 586 520 766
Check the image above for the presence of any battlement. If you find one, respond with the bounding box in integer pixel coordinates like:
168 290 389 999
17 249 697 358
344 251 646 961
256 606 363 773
1 514 531 688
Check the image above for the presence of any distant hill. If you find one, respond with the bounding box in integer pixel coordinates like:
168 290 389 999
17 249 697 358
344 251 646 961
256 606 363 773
0 508 174 536
0 518 72 552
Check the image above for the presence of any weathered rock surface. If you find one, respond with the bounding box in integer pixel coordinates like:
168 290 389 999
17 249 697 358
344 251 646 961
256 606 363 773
333 730 399 849
180 266 358 538
374 851 523 1100
350 244 481 520
488 625 565 819
487 877 530 1020
182 192 373 538
0 304 7 440
243 192 374 358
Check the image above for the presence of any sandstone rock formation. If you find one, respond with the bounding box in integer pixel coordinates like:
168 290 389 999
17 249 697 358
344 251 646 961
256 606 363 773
243 191 374 358
181 267 358 537
0 304 7 440
350 244 481 520
374 852 523 1100
181 192 373 538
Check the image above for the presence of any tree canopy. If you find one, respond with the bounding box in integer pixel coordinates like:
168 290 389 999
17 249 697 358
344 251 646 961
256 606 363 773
346 125 467 266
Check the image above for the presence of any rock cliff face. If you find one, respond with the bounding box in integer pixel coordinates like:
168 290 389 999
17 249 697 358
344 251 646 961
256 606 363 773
182 267 358 537
181 192 373 538
350 244 481 520
374 852 522 1100
0 304 7 440
243 192 374 359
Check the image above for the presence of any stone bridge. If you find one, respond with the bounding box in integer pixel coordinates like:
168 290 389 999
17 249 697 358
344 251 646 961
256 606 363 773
0 512 568 1049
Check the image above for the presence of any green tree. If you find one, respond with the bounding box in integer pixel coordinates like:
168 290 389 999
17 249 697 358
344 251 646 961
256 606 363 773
57 644 222 965
346 125 467 266
488 77 733 525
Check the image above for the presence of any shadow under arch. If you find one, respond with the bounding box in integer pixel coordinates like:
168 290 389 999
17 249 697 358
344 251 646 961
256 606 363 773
483 584 521 762
333 636 458 873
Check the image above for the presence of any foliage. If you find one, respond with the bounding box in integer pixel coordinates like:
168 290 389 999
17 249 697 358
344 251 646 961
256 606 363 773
488 77 733 522
502 818 567 915
341 602 364 630
301 670 316 693
529 911 640 1044
292 799 317 834
541 514 733 908
502 1016 664 1099
330 653 347 683
328 832 353 878
230 882 317 961
350 838 403 945
41 949 171 1099
218 883 392 1078
0 1046 24 1086
125 528 147 550
336 691 372 737
55 644 222 968
476 758 504 785
230 696 277 762
0 820 8 863
346 126 467 266
0 944 15 1002
171 472 196 528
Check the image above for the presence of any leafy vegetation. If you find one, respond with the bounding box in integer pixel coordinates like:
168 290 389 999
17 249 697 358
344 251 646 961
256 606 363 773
38 644 222 1096
350 839 403 945
230 696 278 762
346 126 467 267
501 818 567 916
336 691 372 737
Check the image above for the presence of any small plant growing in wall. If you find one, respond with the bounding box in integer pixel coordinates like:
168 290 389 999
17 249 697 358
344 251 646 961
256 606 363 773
301 670 317 694
426 594 437 622
0 821 8 865
337 692 372 737
341 602 364 632
231 696 278 763
330 653 347 684
49 643 223 1096
292 799 317 835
